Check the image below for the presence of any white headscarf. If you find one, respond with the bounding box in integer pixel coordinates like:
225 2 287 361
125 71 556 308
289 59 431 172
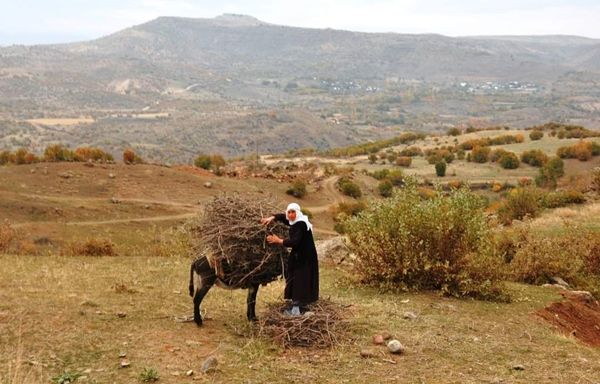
286 203 313 232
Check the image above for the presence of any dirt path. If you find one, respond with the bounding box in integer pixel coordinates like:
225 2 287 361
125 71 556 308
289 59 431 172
305 176 347 213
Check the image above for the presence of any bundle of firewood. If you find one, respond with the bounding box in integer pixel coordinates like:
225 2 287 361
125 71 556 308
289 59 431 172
188 193 288 288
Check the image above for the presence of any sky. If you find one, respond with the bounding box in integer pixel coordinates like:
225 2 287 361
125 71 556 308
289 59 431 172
1 0 599 45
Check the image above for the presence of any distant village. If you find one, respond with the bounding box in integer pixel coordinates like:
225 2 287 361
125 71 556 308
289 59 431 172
456 80 539 94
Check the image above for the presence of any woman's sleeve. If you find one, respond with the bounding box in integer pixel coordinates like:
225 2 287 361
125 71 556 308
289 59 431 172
283 222 306 248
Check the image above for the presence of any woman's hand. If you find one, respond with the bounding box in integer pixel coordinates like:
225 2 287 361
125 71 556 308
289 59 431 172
260 216 275 226
266 234 284 245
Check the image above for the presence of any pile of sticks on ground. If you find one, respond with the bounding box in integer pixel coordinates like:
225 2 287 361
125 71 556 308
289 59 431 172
188 193 289 288
258 299 349 348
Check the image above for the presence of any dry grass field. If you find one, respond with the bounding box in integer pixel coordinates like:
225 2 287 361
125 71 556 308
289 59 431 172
2 256 600 384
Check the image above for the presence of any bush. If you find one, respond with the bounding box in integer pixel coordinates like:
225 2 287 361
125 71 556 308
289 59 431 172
194 154 212 169
123 148 143 164
540 190 586 208
593 167 600 192
395 156 412 167
75 147 114 162
499 152 520 169
497 187 542 224
378 180 394 197
435 161 447 177
399 146 423 157
489 149 509 163
331 200 367 233
66 238 117 256
0 221 17 253
557 141 597 161
529 130 544 140
44 144 75 162
448 127 462 136
344 182 506 300
508 227 600 294
286 180 307 198
337 177 362 198
520 150 548 167
535 157 564 188
368 154 377 164
471 146 490 163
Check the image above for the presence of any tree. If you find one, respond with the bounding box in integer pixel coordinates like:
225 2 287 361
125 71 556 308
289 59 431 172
435 161 447 177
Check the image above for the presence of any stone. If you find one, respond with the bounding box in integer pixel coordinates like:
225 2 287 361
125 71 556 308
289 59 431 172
403 311 417 320
116 312 127 318
110 197 120 204
360 349 376 358
201 356 218 373
186 370 194 376
118 352 127 358
120 360 130 368
108 173 116 179
372 334 385 345
381 331 392 340
550 276 570 288
512 364 525 371
315 236 351 264
203 182 213 188
387 339 405 354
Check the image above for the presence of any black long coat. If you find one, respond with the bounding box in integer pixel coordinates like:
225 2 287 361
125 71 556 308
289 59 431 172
274 213 319 304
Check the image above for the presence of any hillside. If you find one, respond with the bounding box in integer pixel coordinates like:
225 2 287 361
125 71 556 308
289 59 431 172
1 15 600 161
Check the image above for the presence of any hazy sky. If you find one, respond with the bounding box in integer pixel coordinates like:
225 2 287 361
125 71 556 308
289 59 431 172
1 0 599 45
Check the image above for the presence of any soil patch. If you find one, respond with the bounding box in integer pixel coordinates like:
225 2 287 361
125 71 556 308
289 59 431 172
537 291 600 347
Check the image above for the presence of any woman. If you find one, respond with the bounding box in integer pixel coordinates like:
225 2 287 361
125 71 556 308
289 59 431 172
261 203 319 316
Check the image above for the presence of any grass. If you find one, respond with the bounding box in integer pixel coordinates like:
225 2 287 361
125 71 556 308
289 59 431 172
1 255 599 384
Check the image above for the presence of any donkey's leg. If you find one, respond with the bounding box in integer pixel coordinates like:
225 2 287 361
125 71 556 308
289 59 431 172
193 274 216 326
246 284 259 322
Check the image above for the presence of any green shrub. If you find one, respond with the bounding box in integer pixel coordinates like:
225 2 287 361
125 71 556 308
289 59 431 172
535 157 564 188
435 161 447 177
592 167 600 192
521 150 548 167
344 182 506 300
44 144 75 162
499 152 520 169
540 190 586 208
368 154 377 163
286 180 307 198
508 227 600 294
399 146 423 157
497 187 541 224
529 130 544 140
378 180 393 197
471 146 490 163
194 154 212 169
337 177 362 198
139 367 159 382
448 127 462 136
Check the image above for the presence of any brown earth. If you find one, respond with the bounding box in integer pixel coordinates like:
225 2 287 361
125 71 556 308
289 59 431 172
536 291 600 347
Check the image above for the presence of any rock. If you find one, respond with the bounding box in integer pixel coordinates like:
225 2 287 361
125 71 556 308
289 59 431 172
110 197 120 204
83 368 92 374
381 331 392 340
116 312 127 318
120 360 130 368
58 172 73 179
387 339 405 354
565 290 595 303
403 311 417 320
512 364 525 371
118 352 127 358
108 173 116 179
315 237 351 264
360 349 376 358
201 356 218 373
144 204 150 209
30 168 36 174
542 283 567 290
550 276 570 288
372 334 385 345
203 182 213 188
186 370 194 376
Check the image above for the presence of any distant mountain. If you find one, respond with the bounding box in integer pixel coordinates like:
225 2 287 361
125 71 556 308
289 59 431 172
0 15 599 160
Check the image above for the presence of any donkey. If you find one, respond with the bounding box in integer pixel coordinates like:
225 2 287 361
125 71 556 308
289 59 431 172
189 255 268 326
